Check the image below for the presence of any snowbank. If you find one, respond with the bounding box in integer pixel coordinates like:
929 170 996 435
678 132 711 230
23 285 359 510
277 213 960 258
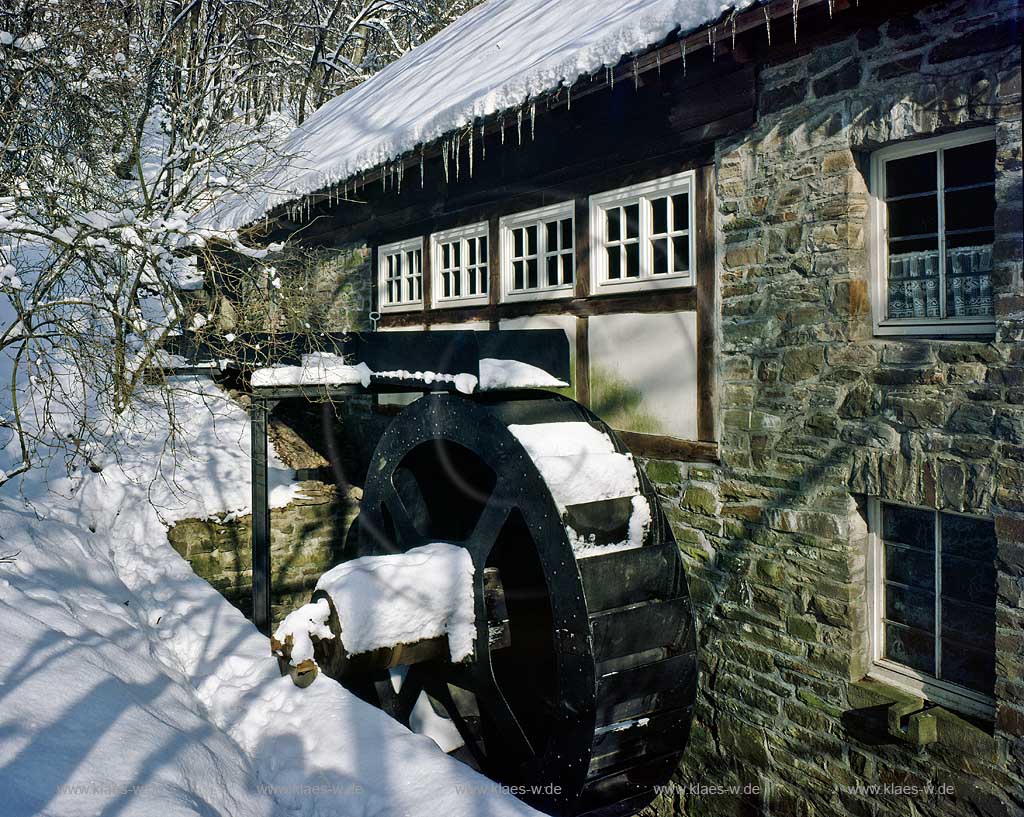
479 357 568 390
315 542 477 662
0 378 540 817
207 0 749 229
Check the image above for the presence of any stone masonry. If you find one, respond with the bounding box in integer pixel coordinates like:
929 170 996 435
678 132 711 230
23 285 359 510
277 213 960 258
644 1 1023 815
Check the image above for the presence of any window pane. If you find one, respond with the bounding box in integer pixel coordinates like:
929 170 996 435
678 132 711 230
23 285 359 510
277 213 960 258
479 267 487 293
888 197 938 240
468 269 477 294
452 269 461 296
415 277 422 300
479 236 487 258
467 239 477 266
526 225 537 256
526 258 538 289
442 271 451 297
944 140 995 189
946 244 994 318
885 542 934 590
882 504 934 551
387 281 395 303
561 218 573 250
941 513 996 560
884 623 935 675
513 228 524 258
887 249 940 319
885 583 934 632
673 235 690 273
945 187 996 233
625 242 640 278
546 220 558 252
651 196 668 234
546 256 559 286
624 203 639 240
939 514 996 694
653 238 668 275
453 242 461 267
560 255 574 286
886 152 936 198
940 642 995 695
442 244 451 268
607 208 620 242
607 247 621 279
942 553 996 607
514 260 524 290
672 193 689 231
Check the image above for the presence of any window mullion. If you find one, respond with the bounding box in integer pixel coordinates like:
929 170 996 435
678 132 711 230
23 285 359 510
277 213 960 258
640 196 651 279
935 509 943 681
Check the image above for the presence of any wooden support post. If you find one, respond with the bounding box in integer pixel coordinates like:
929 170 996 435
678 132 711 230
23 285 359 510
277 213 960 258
251 396 272 635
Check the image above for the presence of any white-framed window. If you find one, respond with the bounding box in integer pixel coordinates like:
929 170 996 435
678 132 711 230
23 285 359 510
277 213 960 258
870 128 997 336
377 237 423 312
499 202 575 302
431 222 489 308
589 170 696 292
866 498 997 718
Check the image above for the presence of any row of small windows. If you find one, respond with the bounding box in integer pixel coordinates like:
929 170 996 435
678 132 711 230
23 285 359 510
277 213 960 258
377 170 697 310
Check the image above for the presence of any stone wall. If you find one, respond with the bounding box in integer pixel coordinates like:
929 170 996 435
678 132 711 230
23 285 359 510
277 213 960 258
650 1 1023 815
168 480 359 625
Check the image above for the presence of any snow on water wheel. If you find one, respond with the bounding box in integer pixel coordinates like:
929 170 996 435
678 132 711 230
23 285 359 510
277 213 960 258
342 390 697 817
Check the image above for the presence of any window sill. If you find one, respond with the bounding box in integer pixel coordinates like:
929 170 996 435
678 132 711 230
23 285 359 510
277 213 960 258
873 319 996 338
844 678 996 758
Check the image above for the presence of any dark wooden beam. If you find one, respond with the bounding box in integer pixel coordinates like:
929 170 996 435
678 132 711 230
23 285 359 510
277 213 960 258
250 397 272 634
695 163 718 444
615 430 720 464
377 287 697 328
576 316 590 406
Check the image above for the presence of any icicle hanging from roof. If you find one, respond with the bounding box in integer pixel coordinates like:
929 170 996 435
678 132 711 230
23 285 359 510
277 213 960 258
454 131 461 180
530 103 536 140
419 146 425 189
793 0 800 42
633 57 639 90
468 126 474 177
442 139 450 182
731 12 737 49
680 38 686 75
827 0 834 17
710 25 716 61
500 113 506 145
567 82 572 110
480 121 486 160
764 6 772 45
655 50 662 77
516 106 523 145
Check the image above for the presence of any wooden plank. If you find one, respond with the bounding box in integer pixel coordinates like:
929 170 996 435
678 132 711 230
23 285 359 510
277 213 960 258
574 197 591 299
590 596 692 663
421 235 433 327
577 542 684 613
250 398 271 635
576 316 590 406
696 163 718 443
613 430 719 463
596 653 698 726
589 706 692 776
488 215 501 329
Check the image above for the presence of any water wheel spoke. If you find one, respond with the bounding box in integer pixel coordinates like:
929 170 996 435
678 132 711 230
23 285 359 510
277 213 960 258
466 493 512 563
475 676 536 762
422 677 490 770
390 664 427 726
382 484 422 552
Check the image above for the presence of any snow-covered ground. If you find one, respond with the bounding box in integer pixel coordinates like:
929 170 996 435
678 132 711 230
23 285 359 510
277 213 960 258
0 378 540 817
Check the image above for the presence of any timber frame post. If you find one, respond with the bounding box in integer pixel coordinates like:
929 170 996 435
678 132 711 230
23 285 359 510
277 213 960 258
250 396 273 634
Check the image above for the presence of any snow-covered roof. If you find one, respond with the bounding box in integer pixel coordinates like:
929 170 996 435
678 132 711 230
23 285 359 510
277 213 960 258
210 0 747 229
